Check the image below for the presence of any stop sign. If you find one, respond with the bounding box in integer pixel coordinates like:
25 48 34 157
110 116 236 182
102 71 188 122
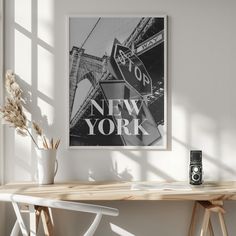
110 41 152 97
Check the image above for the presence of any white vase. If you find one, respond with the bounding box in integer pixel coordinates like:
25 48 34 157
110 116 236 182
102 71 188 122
36 149 58 185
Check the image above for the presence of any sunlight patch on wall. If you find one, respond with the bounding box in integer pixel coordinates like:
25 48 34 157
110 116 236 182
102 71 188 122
214 129 236 179
14 0 31 32
111 151 139 180
37 97 54 125
37 0 54 47
172 105 187 147
110 223 136 236
191 114 217 156
37 45 54 99
14 29 32 85
221 130 236 160
147 151 185 181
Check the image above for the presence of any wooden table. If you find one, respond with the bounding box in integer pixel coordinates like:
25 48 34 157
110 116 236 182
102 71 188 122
1 181 236 201
1 181 235 236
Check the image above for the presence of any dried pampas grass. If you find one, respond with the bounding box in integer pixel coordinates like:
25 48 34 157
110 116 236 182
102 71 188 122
32 121 43 136
0 70 60 150
5 70 22 99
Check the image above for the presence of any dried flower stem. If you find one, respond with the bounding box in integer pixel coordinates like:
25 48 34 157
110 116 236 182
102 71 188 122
26 128 39 149
0 70 61 150
43 136 49 149
50 138 54 149
55 139 60 150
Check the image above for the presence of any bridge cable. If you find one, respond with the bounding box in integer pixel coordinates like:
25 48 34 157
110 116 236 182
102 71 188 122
80 18 101 49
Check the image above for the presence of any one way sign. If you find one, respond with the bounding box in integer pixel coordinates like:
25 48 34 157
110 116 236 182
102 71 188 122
109 39 153 97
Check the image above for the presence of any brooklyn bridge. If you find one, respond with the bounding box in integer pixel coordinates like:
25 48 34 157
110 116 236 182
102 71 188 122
69 17 165 146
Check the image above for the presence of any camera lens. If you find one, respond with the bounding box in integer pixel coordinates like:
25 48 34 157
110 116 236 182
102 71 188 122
192 174 200 181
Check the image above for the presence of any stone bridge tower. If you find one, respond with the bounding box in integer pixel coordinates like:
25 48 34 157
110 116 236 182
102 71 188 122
69 46 108 119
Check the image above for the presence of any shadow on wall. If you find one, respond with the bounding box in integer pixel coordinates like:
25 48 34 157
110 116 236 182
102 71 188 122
6 0 236 184
7 0 177 183
5 0 57 181
52 200 194 236
7 0 136 183
5 0 236 235
173 136 236 180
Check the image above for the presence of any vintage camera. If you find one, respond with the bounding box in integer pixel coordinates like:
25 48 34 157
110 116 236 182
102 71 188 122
189 150 203 185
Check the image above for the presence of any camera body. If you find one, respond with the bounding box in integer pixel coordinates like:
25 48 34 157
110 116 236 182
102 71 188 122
189 150 202 185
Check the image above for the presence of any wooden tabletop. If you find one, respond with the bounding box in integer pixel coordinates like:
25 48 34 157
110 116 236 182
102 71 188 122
1 181 236 201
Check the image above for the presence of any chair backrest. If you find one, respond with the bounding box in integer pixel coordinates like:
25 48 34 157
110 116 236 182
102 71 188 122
0 193 119 216
0 193 119 236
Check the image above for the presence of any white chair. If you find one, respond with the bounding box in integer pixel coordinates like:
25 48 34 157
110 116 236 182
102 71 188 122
0 193 119 236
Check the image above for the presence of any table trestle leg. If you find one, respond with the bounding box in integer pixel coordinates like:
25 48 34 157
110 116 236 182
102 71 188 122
208 219 214 236
188 201 198 236
200 209 210 236
41 207 54 236
188 201 229 236
218 212 228 236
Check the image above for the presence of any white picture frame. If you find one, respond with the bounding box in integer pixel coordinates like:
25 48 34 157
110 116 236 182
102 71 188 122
66 15 168 149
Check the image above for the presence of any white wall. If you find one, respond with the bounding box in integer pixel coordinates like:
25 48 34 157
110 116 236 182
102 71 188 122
0 0 6 234
3 0 236 235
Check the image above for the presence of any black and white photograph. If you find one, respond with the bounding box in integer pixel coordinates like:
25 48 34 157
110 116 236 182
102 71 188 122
68 16 167 148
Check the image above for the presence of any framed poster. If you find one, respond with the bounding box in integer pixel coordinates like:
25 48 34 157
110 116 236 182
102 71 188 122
67 16 167 149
